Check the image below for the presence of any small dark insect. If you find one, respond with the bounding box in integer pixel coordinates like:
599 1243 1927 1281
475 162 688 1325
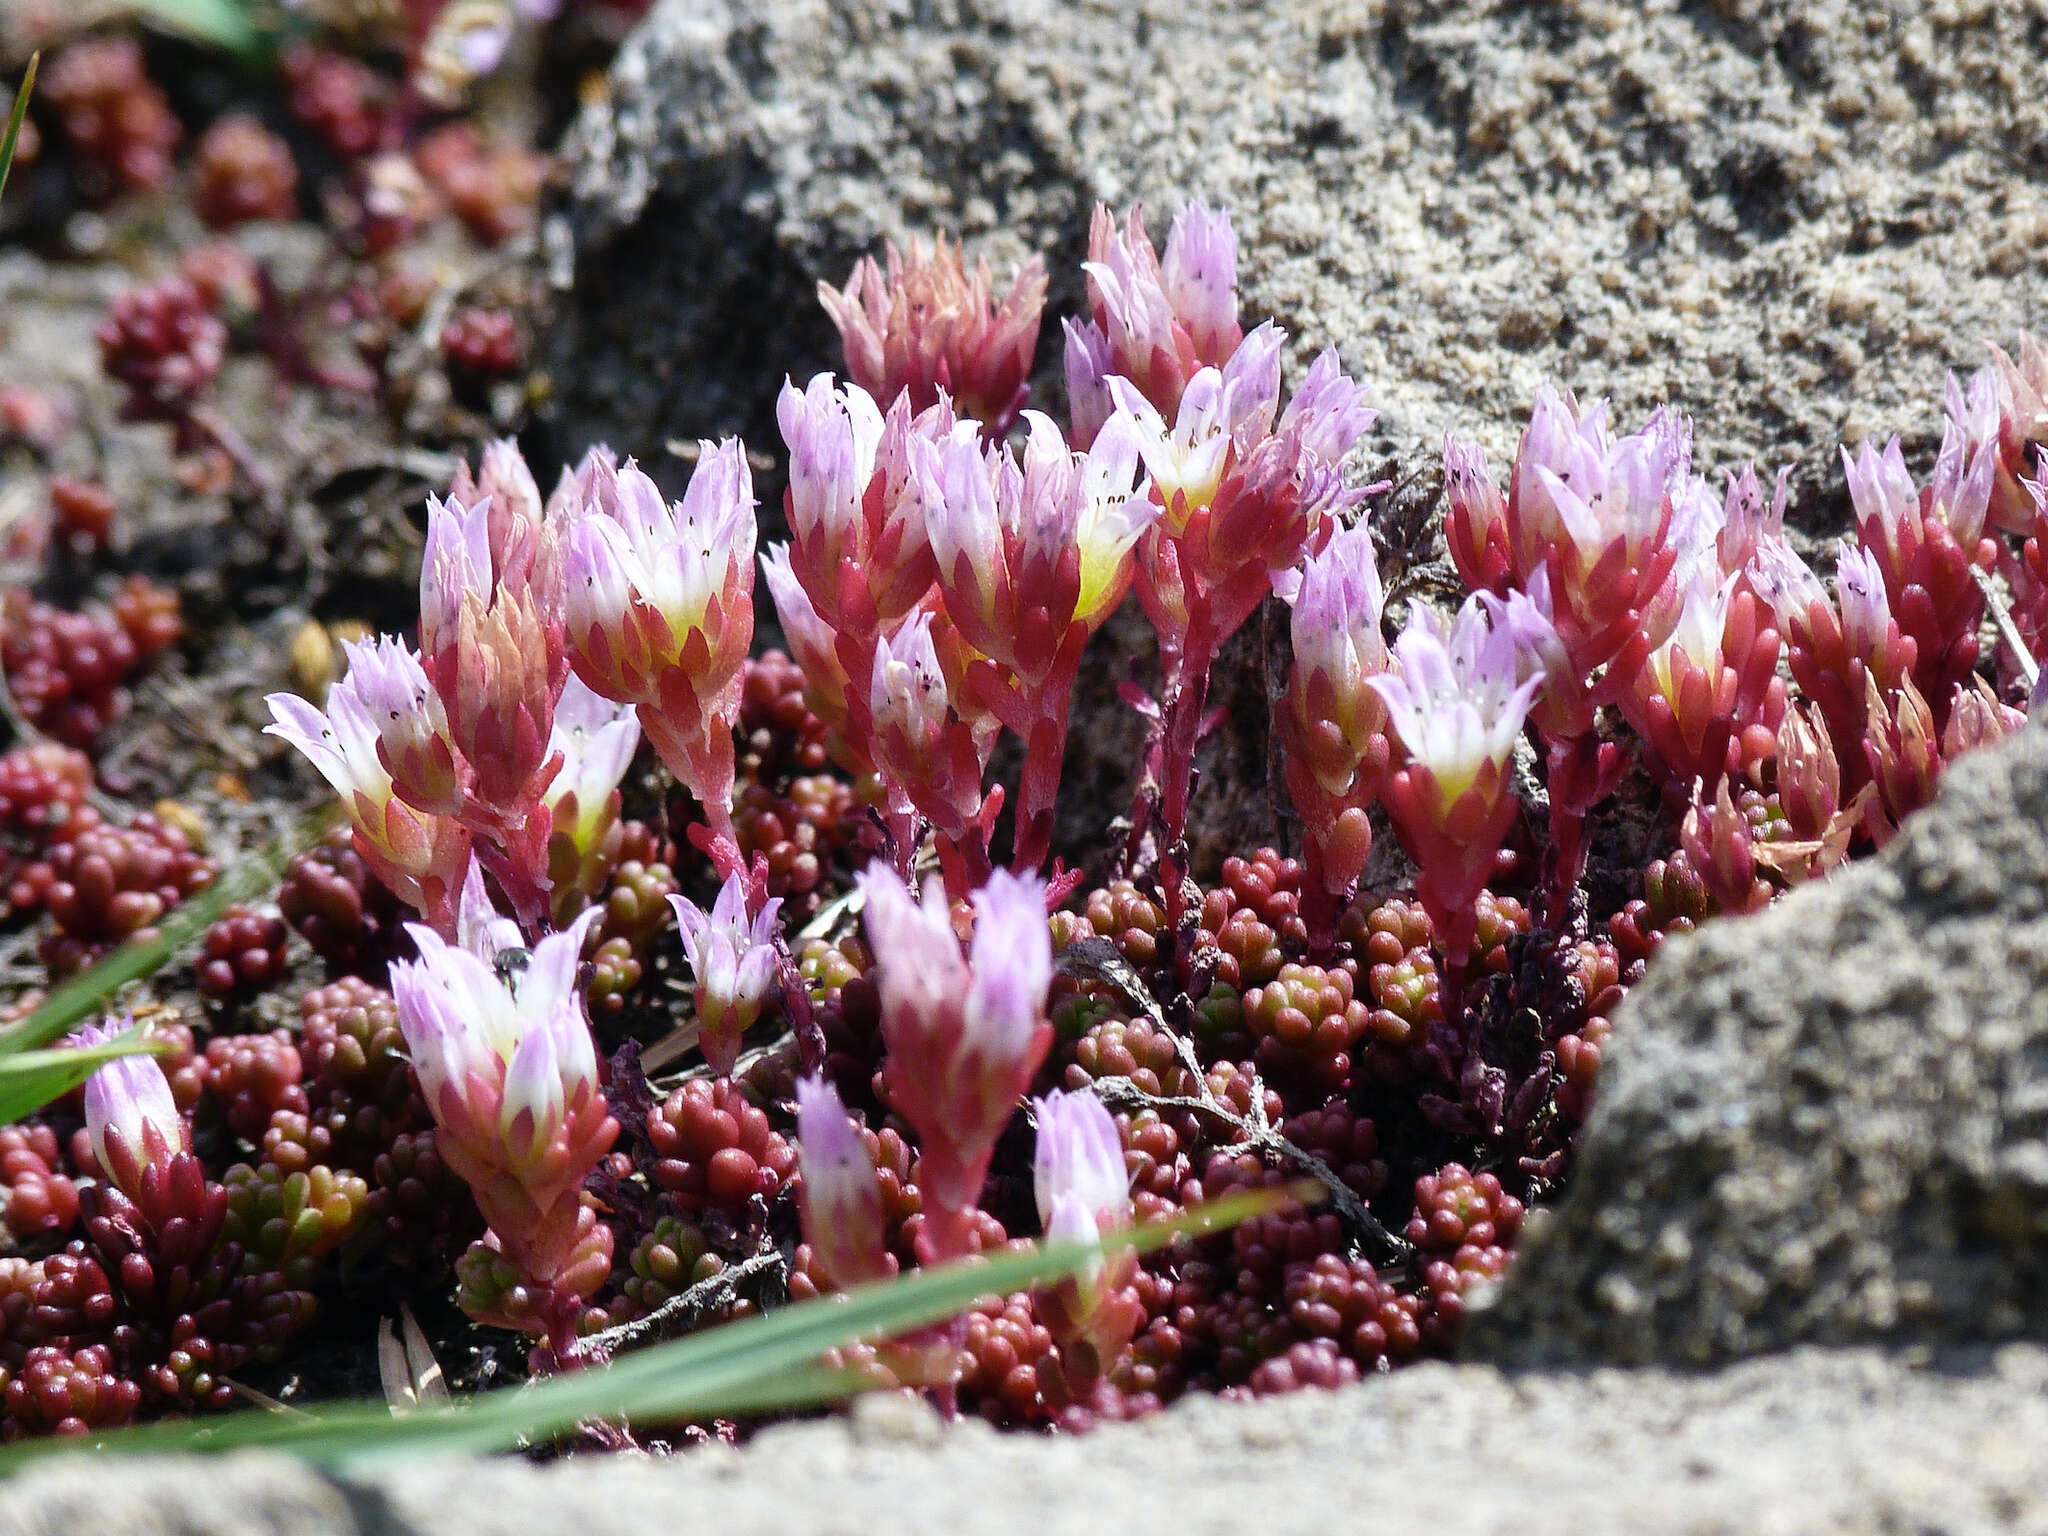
492 946 531 986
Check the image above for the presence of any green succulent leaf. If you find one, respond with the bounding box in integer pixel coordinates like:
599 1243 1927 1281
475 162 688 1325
127 0 265 59
0 54 38 207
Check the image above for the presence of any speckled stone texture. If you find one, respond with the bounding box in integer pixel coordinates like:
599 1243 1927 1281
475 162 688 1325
543 0 2048 490
1474 720 2048 1365
7 1348 2048 1535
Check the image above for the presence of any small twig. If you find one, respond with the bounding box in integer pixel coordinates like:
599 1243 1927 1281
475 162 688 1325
1973 565 2039 691
225 1381 316 1418
1087 1076 1408 1264
187 404 281 513
579 1250 787 1357
1057 936 1408 1262
797 885 864 946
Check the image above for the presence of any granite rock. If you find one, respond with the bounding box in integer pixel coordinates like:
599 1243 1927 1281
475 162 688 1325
7 1349 2048 1535
1474 721 2048 1365
544 0 2048 491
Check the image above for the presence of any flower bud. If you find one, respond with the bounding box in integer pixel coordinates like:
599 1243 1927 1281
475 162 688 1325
794 1074 892 1290
1273 520 1391 943
73 1017 184 1202
1031 1086 1140 1373
420 491 565 819
818 234 1045 435
860 862 1052 1253
669 873 784 1076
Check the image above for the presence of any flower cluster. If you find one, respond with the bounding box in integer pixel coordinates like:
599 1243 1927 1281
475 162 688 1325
7 148 2040 1447
818 234 1046 436
267 439 750 933
766 372 1157 888
798 204 1372 922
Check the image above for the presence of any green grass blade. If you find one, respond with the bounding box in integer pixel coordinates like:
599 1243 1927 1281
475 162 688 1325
127 0 264 59
0 54 37 207
0 835 296 1059
0 1184 1299 1470
0 1031 164 1124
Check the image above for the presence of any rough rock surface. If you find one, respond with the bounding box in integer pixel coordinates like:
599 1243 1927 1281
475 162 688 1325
1474 720 2048 1365
540 0 2048 869
7 1348 2048 1535
545 0 2048 488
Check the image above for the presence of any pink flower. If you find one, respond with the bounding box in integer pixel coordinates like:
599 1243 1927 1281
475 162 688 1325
1031 1085 1141 1370
265 658 473 935
1272 520 1392 945
669 872 784 1076
1065 202 1244 442
1484 388 1688 686
390 901 615 1286
1621 554 1784 794
447 438 544 568
1032 1087 1130 1245
541 675 640 922
817 234 1046 435
542 675 639 850
1842 432 1991 730
794 1074 892 1291
1714 463 1789 579
776 374 943 629
928 410 1155 686
339 634 465 817
419 490 565 820
1958 334 2048 532
859 862 1052 1258
72 1016 183 1201
1273 518 1388 765
1369 598 1542 822
1368 596 1542 1008
561 442 756 840
867 610 1000 851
